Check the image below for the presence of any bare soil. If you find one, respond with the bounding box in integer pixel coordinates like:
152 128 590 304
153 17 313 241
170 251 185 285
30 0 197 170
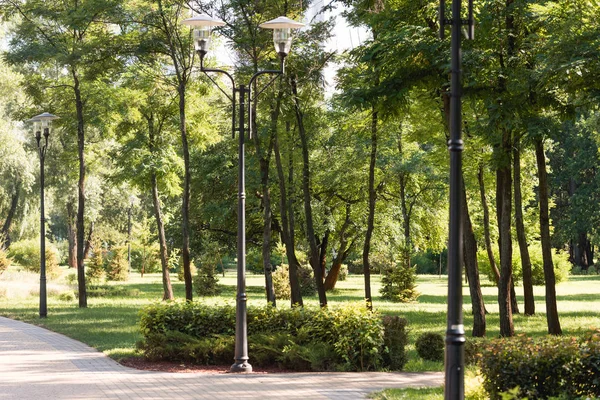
119 357 297 374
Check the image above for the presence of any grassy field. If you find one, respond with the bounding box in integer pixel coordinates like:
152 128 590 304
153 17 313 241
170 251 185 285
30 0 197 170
1 265 599 374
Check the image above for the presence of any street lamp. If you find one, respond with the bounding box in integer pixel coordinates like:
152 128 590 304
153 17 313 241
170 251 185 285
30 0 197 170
440 0 474 398
29 112 59 319
182 13 304 373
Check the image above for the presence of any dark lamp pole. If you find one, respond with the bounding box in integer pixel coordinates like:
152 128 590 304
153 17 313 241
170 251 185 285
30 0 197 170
29 112 59 319
182 14 304 373
440 1 474 398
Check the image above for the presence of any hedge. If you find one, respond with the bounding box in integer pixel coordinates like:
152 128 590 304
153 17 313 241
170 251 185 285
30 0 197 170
138 302 408 372
480 330 600 399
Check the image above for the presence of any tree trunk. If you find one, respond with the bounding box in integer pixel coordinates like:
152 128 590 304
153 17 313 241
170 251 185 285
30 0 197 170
319 231 329 281
256 89 282 306
83 222 94 260
496 130 514 337
324 204 354 291
478 163 500 283
274 125 302 306
178 84 193 301
363 107 378 309
148 116 174 301
151 171 174 301
1 181 19 249
461 178 486 337
534 137 562 335
73 69 87 308
398 132 412 270
66 201 77 269
291 75 327 307
513 139 535 315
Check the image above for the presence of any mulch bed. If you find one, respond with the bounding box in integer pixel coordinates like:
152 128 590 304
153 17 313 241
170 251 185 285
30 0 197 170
119 357 299 374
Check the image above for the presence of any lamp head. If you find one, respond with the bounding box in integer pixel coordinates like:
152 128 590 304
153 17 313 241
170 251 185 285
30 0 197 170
181 14 225 55
259 16 305 57
29 112 59 140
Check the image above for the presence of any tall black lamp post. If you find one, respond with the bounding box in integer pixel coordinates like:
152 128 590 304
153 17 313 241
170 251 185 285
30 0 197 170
182 13 304 373
30 112 59 319
440 0 474 398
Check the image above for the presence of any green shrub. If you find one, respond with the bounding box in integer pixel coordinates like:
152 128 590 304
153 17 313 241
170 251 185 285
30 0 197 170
131 243 161 274
86 250 106 286
57 291 75 302
464 337 488 366
272 263 316 299
194 253 221 297
107 246 129 281
138 302 397 372
415 332 444 362
8 239 61 279
380 262 419 303
382 316 409 370
272 264 292 300
337 264 348 281
0 246 11 275
480 333 600 399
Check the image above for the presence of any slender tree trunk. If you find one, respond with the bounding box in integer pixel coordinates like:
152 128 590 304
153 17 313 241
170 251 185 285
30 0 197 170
461 178 486 337
319 231 329 281
478 163 500 282
513 138 536 314
535 137 562 335
363 107 378 309
324 204 353 291
66 201 77 269
1 182 19 248
274 126 302 306
73 70 87 308
148 116 174 301
398 132 412 270
178 84 193 301
291 76 327 307
496 130 514 337
151 172 174 301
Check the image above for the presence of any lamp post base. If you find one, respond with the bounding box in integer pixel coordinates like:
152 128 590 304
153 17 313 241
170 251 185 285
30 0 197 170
230 361 252 373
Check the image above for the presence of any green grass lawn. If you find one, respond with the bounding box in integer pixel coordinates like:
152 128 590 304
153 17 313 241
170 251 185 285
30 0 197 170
1 265 599 372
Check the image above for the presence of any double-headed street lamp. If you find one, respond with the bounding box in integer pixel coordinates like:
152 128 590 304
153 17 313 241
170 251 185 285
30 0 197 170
182 13 304 373
29 112 59 319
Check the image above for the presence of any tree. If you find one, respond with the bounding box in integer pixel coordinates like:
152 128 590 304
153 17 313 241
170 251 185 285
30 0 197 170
4 0 125 308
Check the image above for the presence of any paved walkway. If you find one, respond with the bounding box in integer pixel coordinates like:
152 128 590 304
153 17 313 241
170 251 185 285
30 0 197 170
0 316 443 399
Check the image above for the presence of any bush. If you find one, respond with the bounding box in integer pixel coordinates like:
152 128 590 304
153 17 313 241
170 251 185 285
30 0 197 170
131 243 161 274
272 263 316 300
380 262 419 303
107 246 129 281
415 332 444 362
479 332 600 399
177 257 197 282
194 255 221 297
337 264 348 281
138 302 401 372
0 247 11 275
57 291 75 302
382 316 409 370
8 239 61 279
86 249 106 286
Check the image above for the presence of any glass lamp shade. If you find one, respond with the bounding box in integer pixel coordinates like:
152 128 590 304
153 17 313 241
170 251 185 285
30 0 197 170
259 16 305 56
273 28 292 55
29 112 59 136
181 14 225 54
194 26 212 53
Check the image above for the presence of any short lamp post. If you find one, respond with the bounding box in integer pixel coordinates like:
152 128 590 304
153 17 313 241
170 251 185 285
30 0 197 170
29 112 59 319
182 13 304 373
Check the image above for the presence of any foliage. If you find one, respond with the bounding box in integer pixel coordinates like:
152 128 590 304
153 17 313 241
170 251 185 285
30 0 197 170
138 302 396 371
381 315 409 370
194 256 220 297
131 243 161 275
7 239 61 279
106 246 129 281
177 257 196 282
272 263 316 300
479 331 600 399
0 247 11 275
415 332 444 362
380 262 419 303
86 250 106 287
337 264 348 281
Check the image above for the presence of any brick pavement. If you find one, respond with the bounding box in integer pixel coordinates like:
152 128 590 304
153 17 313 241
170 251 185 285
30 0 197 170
0 316 443 399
